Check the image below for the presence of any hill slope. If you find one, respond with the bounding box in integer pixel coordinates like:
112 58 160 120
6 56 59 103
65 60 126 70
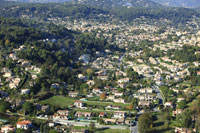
5 0 161 8
151 0 200 8
70 0 161 8
0 0 199 25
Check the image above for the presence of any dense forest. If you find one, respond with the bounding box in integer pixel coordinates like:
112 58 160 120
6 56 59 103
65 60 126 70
112 7 199 24
0 17 111 95
0 3 109 20
167 45 200 62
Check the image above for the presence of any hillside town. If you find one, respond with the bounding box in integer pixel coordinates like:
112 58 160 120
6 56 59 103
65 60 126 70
0 0 200 130
0 15 200 133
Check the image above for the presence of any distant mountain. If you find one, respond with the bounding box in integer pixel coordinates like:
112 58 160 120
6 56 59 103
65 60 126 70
5 0 162 8
151 0 200 8
70 0 162 8
5 0 71 2
1 0 200 25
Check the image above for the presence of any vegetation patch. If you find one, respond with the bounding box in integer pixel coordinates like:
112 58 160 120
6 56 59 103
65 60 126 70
40 96 75 108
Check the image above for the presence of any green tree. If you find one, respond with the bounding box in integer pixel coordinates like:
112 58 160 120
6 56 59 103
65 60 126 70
5 39 10 46
195 116 200 133
80 83 88 90
49 130 57 133
16 128 26 133
131 98 138 109
176 110 192 128
100 93 106 100
89 122 96 132
22 102 34 115
0 101 10 113
138 112 153 133
6 58 15 69
177 101 187 109
162 111 171 121
86 68 94 77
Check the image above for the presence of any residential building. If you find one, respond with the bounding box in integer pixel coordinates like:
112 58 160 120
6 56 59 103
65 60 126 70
16 120 32 130
21 89 30 95
113 111 126 119
173 109 183 116
175 127 192 133
164 102 173 108
1 125 15 133
75 112 92 118
74 101 84 108
113 98 125 103
69 91 79 98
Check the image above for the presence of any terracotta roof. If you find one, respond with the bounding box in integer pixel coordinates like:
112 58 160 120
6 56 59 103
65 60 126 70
99 112 105 115
75 100 83 103
16 120 32 126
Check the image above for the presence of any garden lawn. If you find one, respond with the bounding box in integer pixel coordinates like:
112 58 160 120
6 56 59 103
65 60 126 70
188 94 200 107
96 129 130 133
41 96 75 108
151 112 173 132
73 127 130 133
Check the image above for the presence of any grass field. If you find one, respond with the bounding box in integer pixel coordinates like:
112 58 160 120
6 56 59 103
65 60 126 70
151 112 173 132
40 95 132 111
41 96 75 108
73 126 89 130
96 129 130 133
73 126 130 133
188 94 200 107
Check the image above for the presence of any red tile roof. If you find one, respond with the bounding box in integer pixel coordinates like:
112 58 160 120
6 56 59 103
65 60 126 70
16 120 32 126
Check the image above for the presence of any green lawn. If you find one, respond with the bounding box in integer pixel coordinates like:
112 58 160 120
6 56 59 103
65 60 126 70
96 129 130 133
73 126 89 130
40 96 132 111
188 94 200 107
40 96 75 108
188 99 196 107
151 112 173 132
73 126 130 133
180 81 191 87
193 86 200 89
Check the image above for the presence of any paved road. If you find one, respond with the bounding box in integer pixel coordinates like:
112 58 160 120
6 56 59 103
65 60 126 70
130 122 138 133
130 85 164 133
152 85 165 104
118 52 126 68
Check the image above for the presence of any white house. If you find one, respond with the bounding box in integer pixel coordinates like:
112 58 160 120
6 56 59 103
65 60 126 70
164 102 173 108
21 89 30 95
113 111 126 119
68 91 79 97
113 91 123 97
3 72 12 78
107 95 115 101
113 98 125 103
138 88 153 93
117 78 130 84
1 125 15 133
16 120 32 130
177 98 185 102
74 101 84 108
92 88 102 94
